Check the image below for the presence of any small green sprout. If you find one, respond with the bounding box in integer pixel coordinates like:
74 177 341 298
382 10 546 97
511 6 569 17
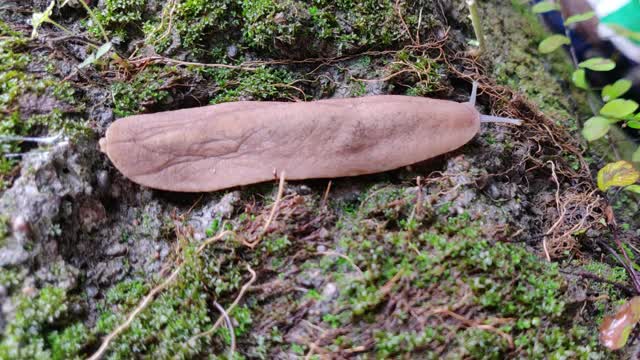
31 0 72 38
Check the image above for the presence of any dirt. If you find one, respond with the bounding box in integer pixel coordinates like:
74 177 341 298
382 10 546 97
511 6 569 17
0 0 636 359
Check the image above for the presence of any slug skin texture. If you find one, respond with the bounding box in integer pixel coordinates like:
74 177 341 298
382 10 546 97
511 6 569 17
100 96 480 192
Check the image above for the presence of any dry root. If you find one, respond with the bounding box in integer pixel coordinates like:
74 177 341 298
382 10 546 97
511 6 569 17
543 189 604 259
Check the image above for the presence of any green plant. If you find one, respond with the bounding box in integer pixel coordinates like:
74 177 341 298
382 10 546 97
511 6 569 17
534 2 640 352
466 0 486 53
0 286 75 359
534 4 640 193
31 0 72 38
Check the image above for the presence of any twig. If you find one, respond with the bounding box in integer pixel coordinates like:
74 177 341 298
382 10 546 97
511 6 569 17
77 0 110 43
378 269 404 299
196 230 233 253
213 301 236 358
610 224 640 293
263 170 286 235
129 56 258 71
394 0 416 45
543 161 561 262
88 231 231 360
415 7 423 45
428 309 514 348
188 265 257 344
465 0 486 54
316 251 364 277
415 176 423 218
185 194 204 216
88 266 182 360
559 270 636 295
321 180 332 208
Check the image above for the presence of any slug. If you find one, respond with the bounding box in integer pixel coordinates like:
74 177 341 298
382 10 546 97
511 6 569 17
99 83 520 192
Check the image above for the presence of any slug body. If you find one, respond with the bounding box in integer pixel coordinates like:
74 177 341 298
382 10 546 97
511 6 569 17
100 96 480 192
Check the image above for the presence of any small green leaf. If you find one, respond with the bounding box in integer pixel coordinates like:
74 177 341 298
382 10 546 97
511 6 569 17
579 57 616 71
79 42 112 69
538 35 570 54
625 185 640 194
571 69 588 89
628 120 640 129
582 116 610 141
564 11 596 25
94 42 113 59
532 1 559 13
602 79 632 102
600 99 639 118
31 0 55 38
597 161 640 191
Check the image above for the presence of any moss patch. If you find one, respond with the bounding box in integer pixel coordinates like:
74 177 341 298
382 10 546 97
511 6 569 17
94 0 147 40
111 66 172 117
141 0 437 60
0 287 87 359
0 21 82 189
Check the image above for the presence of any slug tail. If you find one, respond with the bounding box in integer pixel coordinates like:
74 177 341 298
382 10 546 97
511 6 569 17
480 115 522 125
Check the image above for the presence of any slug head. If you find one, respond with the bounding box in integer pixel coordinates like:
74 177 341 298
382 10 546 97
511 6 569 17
467 81 522 125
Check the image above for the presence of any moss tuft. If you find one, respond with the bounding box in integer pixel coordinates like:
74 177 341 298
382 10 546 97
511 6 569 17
110 66 171 117
94 0 147 40
0 287 73 359
0 21 81 189
207 66 299 104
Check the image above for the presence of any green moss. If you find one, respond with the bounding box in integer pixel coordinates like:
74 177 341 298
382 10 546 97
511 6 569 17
48 323 91 360
241 0 405 56
0 215 8 245
241 0 309 50
580 261 629 322
111 66 171 117
148 0 241 57
0 286 76 359
94 260 211 357
111 65 297 117
311 207 603 358
375 329 443 359
483 0 584 130
207 66 299 104
143 0 418 59
90 236 259 358
0 22 81 188
3 193 605 358
94 0 147 39
0 267 25 295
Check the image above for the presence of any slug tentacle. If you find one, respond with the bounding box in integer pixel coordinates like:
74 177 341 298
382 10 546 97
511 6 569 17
469 81 478 106
479 115 523 125
467 81 522 125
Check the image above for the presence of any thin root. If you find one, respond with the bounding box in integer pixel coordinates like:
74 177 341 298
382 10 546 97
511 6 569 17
188 265 257 344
